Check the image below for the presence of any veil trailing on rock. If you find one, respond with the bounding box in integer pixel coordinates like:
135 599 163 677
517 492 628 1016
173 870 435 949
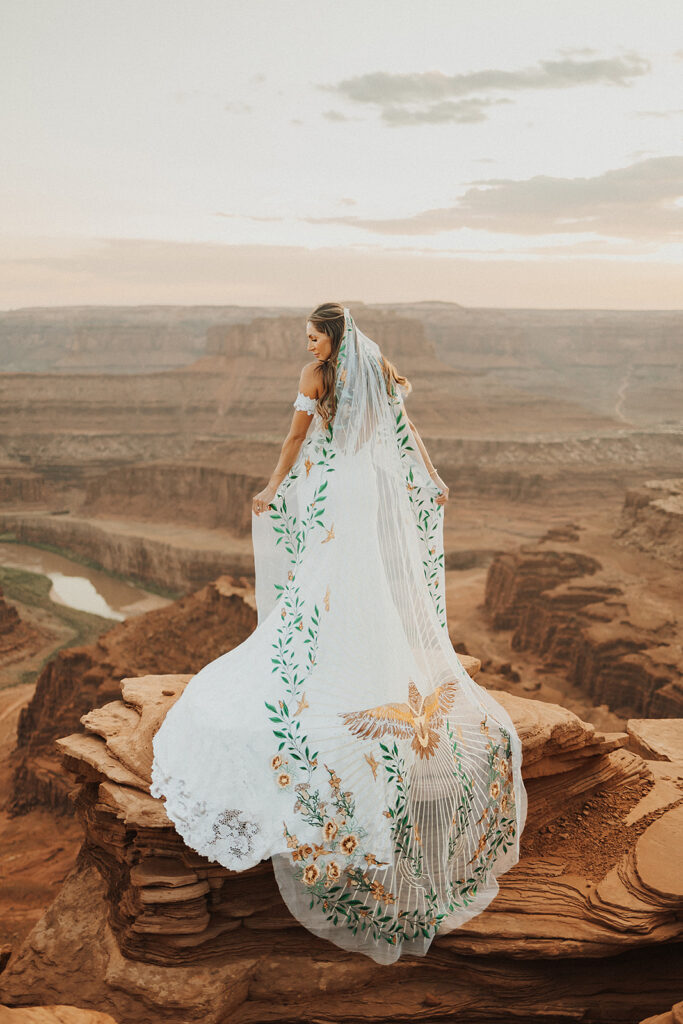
151 307 527 965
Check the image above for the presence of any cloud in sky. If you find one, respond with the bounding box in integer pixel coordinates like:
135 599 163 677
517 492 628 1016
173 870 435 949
634 108 683 119
2 0 681 309
303 156 683 242
323 52 651 125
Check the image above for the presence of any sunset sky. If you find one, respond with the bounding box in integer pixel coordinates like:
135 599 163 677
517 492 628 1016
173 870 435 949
1 0 682 309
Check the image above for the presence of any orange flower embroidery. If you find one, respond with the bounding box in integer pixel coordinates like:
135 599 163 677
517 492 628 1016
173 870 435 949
323 819 339 841
340 834 358 856
303 863 320 885
326 861 341 881
370 880 385 901
364 852 389 867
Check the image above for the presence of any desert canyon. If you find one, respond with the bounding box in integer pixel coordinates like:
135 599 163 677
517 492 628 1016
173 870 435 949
0 302 681 1023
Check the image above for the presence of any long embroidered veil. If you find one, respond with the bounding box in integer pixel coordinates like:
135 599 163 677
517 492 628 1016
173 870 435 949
249 307 527 963
151 307 527 966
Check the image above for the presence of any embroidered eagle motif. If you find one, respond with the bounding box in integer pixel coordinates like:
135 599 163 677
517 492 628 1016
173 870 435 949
339 679 458 759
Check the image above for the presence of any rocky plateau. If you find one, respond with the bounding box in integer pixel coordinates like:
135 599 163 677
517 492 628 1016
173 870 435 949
0 667 681 1023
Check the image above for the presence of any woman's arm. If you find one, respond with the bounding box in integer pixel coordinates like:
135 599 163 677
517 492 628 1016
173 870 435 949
252 364 319 515
266 412 312 491
407 416 449 504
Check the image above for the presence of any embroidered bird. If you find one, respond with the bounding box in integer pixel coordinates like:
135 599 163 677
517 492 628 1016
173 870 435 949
364 852 389 866
365 751 379 779
294 693 309 716
324 585 330 611
321 523 335 544
305 456 313 476
339 679 459 760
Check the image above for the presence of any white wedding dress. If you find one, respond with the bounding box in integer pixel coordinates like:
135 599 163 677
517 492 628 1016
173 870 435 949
151 309 527 965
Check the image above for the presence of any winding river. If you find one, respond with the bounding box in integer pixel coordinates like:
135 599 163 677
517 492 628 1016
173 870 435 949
0 542 172 620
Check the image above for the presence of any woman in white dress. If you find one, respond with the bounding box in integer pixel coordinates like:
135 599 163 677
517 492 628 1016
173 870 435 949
151 303 527 965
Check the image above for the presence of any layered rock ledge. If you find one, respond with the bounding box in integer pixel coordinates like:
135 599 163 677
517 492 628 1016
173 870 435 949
484 545 683 717
1 667 682 1023
10 576 256 815
614 478 683 570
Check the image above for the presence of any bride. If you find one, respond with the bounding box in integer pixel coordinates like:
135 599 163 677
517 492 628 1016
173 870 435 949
151 303 527 965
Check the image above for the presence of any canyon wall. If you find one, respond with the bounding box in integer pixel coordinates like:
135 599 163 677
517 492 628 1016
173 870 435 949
10 576 257 815
614 478 683 570
1 307 681 539
83 465 262 533
0 305 280 373
0 513 255 593
484 544 682 718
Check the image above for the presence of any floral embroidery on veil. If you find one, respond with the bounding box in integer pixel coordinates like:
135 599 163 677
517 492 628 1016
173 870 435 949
151 307 527 966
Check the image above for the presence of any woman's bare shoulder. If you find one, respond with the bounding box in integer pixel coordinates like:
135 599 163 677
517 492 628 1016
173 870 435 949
298 361 321 398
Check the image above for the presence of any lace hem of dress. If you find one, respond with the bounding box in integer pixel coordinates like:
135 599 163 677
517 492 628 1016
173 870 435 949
293 391 318 414
150 765 263 870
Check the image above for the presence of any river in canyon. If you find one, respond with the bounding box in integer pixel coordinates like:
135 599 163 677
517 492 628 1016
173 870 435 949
0 542 172 620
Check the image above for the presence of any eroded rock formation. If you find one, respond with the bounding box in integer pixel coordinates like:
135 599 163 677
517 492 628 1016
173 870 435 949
484 544 683 718
10 577 256 814
614 478 683 570
0 511 256 591
0 586 47 671
1 669 681 1023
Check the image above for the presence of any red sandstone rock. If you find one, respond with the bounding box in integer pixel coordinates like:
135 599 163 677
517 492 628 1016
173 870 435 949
627 719 683 763
615 478 683 570
0 586 46 671
484 546 683 717
10 577 256 814
0 1008 118 1023
2 671 681 1022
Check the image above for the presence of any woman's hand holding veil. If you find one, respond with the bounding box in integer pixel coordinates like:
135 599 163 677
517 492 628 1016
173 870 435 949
252 483 277 516
429 470 449 505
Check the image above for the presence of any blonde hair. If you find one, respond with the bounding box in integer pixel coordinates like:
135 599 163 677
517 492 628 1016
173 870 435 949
380 355 411 400
306 303 412 427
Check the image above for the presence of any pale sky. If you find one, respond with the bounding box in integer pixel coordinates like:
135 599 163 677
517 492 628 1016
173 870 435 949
1 0 682 309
